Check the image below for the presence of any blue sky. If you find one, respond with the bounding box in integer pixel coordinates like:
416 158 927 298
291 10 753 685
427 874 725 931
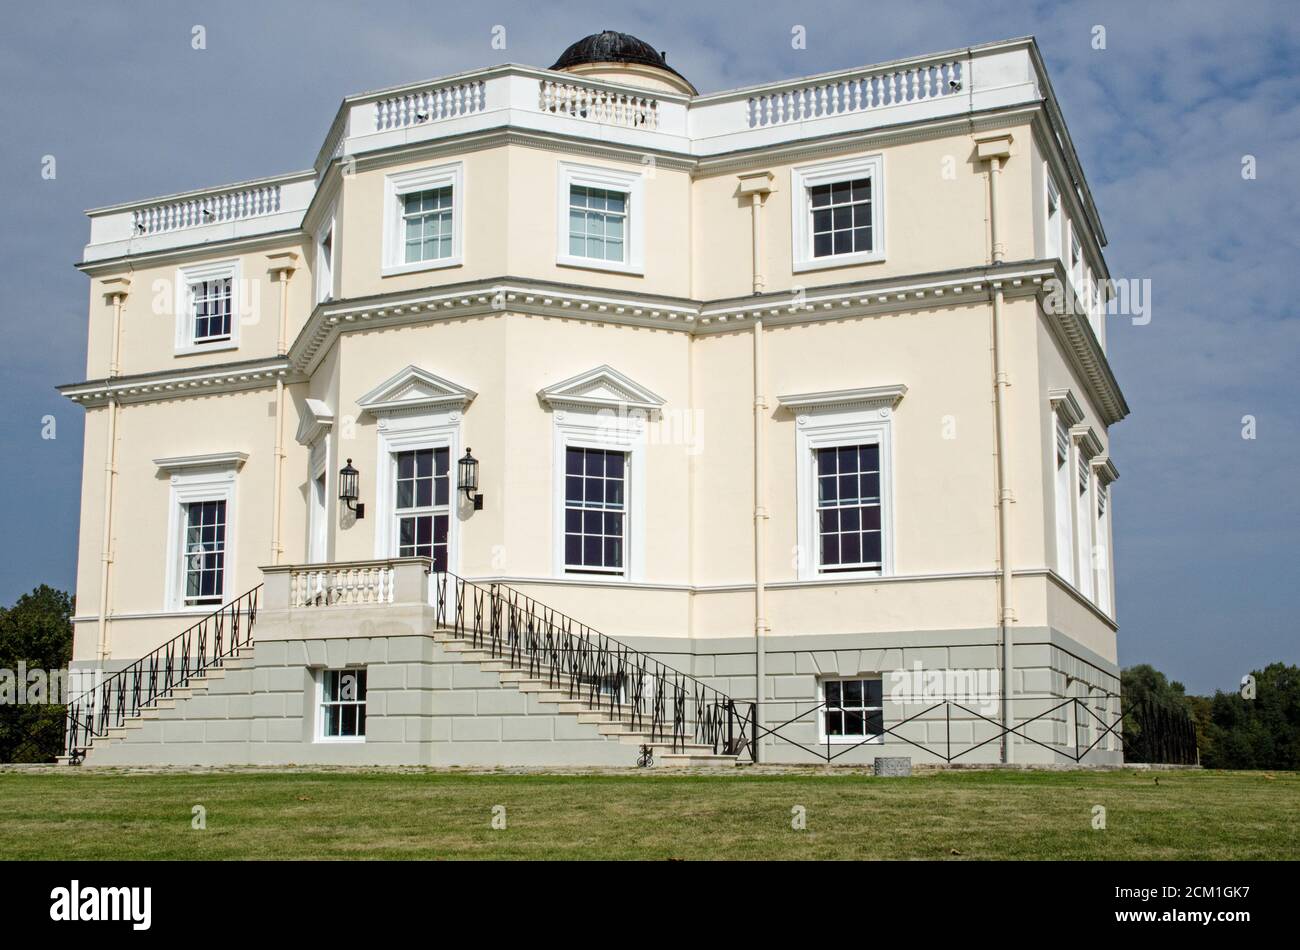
1 1 1296 694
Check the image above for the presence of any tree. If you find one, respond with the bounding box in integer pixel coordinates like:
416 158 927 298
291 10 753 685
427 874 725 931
1201 664 1300 770
0 586 74 762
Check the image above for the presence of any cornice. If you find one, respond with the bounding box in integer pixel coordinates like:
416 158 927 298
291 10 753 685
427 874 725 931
1048 387 1085 426
777 384 907 414
59 261 1127 425
153 451 248 473
75 228 306 276
1090 454 1119 483
1070 423 1105 459
58 357 297 407
1039 262 1130 424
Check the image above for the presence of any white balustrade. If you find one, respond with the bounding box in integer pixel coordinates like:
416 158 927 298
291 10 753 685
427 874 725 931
375 79 487 131
288 563 394 608
745 59 964 128
538 79 660 129
130 184 283 235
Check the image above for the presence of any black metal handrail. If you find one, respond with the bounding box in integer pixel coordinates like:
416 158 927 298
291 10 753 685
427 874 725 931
433 572 747 756
64 586 261 758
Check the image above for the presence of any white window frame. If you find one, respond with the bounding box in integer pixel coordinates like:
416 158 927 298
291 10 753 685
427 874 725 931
1053 414 1074 584
1074 447 1095 601
791 154 886 273
381 162 464 276
174 259 240 355
1044 168 1061 261
160 459 241 613
792 402 896 581
315 207 336 304
1068 225 1084 294
551 409 646 581
818 675 885 745
556 162 644 276
307 441 330 563
315 667 367 743
372 412 463 578
1094 478 1112 616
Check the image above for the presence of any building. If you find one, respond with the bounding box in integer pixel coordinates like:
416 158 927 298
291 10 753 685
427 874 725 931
60 31 1127 767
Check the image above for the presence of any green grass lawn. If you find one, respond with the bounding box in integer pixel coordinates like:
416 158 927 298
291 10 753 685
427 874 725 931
0 767 1295 860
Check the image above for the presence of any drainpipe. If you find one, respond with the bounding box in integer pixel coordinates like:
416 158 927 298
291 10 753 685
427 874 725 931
267 253 298 565
96 277 130 662
976 134 1015 763
737 172 773 761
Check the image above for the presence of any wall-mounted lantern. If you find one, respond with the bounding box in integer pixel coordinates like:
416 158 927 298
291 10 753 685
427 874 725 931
458 448 484 511
339 458 365 518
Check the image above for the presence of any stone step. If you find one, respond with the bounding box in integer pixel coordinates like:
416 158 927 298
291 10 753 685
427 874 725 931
655 753 739 768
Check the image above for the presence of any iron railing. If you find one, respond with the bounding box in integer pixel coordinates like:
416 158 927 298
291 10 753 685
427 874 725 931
433 572 748 756
64 586 261 759
1122 699 1199 765
749 696 1127 765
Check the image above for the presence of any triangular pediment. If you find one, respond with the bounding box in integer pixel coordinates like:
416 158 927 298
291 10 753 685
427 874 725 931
357 365 476 416
538 365 665 413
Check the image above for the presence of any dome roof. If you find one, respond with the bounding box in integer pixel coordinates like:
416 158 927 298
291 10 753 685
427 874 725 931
550 30 691 87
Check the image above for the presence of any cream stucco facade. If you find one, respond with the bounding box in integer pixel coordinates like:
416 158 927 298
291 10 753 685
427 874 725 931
62 34 1128 767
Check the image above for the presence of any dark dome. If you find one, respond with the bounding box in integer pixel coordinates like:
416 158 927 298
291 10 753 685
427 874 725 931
550 30 690 85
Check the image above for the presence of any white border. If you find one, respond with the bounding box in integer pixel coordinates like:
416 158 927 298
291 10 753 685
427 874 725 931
161 461 240 612
551 408 646 581
816 675 885 745
173 258 241 355
315 204 336 304
790 153 886 273
372 408 464 582
555 161 645 276
314 667 367 744
381 161 464 276
793 401 896 581
307 439 330 563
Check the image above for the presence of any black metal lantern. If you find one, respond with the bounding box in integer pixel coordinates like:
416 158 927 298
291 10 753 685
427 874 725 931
458 448 483 511
338 458 364 518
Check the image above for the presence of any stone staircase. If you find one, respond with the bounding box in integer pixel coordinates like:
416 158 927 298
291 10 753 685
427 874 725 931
435 629 739 767
62 572 747 768
58 645 260 766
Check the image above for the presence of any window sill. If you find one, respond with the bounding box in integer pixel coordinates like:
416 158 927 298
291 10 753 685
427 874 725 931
820 735 885 745
314 737 366 745
381 258 463 278
174 341 238 357
557 256 644 277
563 568 627 578
793 251 886 273
811 568 885 582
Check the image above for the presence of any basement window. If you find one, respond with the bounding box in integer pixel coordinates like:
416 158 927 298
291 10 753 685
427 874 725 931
820 677 884 744
318 668 367 741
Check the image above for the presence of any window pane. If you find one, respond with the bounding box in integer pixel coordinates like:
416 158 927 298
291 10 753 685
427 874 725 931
862 531 882 565
843 679 863 706
864 679 882 706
